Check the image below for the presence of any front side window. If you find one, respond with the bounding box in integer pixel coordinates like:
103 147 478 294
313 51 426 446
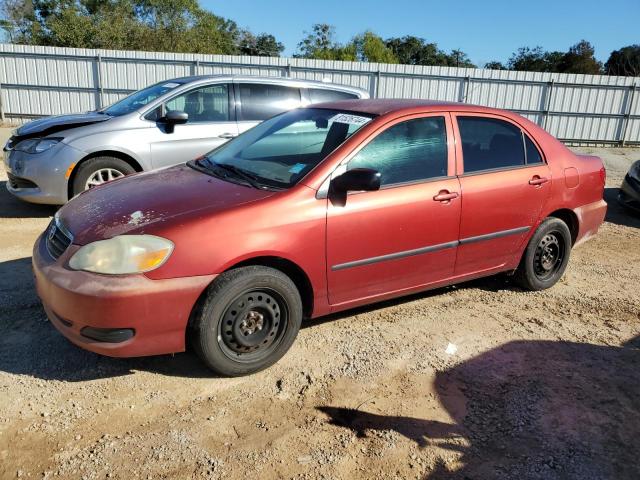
163 84 230 123
348 116 448 186
199 108 374 189
238 84 302 121
458 117 526 173
308 88 359 104
103 80 186 117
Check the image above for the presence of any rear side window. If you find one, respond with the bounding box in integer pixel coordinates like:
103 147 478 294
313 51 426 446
308 88 358 103
458 117 525 173
238 84 302 121
348 116 448 186
524 135 543 164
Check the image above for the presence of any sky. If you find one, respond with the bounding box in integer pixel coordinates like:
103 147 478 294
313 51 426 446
202 0 639 66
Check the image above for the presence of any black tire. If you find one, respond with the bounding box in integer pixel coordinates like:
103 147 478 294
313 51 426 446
72 156 136 197
190 266 303 377
515 217 572 291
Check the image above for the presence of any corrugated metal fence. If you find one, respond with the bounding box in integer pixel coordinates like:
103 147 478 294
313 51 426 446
1 43 639 145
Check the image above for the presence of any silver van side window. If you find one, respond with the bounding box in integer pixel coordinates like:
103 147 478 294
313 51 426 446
238 84 302 121
162 84 231 123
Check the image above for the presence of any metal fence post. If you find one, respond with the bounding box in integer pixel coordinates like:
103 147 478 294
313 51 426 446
542 80 554 129
620 83 636 147
460 76 471 102
0 81 4 123
95 54 104 110
287 64 292 78
375 71 381 98
192 59 199 76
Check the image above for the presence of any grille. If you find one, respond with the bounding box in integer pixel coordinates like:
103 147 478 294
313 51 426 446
45 218 73 260
7 173 37 189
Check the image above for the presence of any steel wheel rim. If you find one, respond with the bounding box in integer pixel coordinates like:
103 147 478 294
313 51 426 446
533 231 564 280
85 168 125 189
217 289 288 363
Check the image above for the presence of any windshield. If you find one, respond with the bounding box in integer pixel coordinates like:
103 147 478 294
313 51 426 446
103 80 186 116
199 108 374 189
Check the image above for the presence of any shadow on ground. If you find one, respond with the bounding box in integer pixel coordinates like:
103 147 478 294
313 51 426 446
0 181 58 218
604 187 640 228
319 336 640 479
0 250 518 382
0 257 215 381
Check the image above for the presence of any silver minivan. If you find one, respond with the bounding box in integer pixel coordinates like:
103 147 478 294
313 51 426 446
3 75 368 204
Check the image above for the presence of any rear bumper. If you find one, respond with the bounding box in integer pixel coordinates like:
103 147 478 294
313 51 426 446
574 199 607 247
618 175 640 212
33 233 216 357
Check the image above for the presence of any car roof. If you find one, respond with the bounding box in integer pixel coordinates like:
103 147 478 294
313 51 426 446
308 98 514 117
170 74 369 95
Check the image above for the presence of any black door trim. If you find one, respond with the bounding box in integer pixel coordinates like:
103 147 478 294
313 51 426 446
330 226 530 271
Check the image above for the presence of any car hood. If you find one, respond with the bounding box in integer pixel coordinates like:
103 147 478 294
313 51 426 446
58 164 276 245
14 112 111 140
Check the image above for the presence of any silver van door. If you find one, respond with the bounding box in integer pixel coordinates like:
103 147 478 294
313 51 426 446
148 83 238 169
235 82 303 135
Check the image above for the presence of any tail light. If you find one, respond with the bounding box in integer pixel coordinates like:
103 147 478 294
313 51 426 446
599 166 606 185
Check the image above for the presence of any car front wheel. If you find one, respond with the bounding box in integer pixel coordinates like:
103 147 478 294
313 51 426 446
515 217 572 291
72 156 136 197
190 266 303 376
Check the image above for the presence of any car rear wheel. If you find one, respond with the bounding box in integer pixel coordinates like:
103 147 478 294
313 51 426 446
515 217 572 291
72 156 136 197
190 266 303 376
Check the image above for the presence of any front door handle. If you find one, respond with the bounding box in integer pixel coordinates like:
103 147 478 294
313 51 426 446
218 132 237 139
433 190 459 202
529 175 549 186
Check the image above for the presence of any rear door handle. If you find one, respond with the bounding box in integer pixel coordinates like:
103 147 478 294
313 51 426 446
528 176 549 186
433 190 459 202
218 132 237 139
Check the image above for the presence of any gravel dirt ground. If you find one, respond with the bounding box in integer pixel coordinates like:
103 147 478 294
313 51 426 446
0 126 639 479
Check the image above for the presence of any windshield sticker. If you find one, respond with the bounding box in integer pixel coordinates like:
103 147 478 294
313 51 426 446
330 114 372 126
161 82 180 89
288 163 306 174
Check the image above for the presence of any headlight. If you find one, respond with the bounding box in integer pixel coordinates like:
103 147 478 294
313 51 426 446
69 235 174 274
14 137 62 153
629 161 640 181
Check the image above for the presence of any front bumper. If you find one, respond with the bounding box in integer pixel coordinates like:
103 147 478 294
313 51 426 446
3 141 86 205
33 233 216 357
618 175 640 213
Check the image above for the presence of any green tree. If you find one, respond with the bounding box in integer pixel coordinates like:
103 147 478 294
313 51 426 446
239 32 284 57
448 49 475 68
350 31 397 63
484 61 506 70
605 44 640 76
385 35 451 66
557 40 602 74
0 0 283 55
295 23 352 60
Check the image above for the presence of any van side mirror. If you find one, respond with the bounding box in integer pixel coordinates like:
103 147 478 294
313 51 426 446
160 110 188 133
329 168 381 206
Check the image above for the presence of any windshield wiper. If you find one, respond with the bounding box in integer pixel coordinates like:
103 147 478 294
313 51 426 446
211 161 265 189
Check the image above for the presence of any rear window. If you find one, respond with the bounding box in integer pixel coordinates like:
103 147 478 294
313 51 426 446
458 117 525 173
238 84 302 121
308 88 359 104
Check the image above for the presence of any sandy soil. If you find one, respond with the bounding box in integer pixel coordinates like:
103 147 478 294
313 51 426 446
0 128 639 479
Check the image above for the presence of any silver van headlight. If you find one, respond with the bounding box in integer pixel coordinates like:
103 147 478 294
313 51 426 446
15 137 62 153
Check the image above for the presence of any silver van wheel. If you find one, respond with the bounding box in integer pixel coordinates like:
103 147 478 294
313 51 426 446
85 168 125 189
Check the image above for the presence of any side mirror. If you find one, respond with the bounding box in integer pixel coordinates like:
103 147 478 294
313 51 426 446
160 110 188 133
329 168 381 206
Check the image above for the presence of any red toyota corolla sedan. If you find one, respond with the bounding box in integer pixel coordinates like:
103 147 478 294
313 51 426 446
33 100 607 376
